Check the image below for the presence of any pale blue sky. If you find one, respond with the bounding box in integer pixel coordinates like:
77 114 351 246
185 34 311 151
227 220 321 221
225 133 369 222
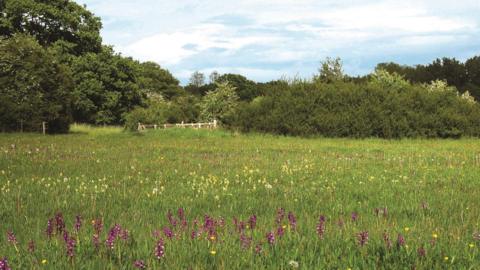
78 0 480 84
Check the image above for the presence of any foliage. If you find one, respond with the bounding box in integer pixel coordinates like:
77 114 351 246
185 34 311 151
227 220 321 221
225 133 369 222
137 61 183 99
70 46 144 125
200 82 239 123
0 34 72 133
230 72 480 138
313 57 344 83
0 0 102 55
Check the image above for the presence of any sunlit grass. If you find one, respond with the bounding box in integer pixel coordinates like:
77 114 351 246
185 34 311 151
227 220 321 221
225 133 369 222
0 128 479 269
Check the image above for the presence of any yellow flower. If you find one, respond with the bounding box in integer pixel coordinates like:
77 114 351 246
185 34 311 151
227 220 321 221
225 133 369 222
432 233 438 239
41 259 47 264
444 256 449 261
210 250 216 255
404 227 410 232
210 236 216 241
469 243 475 248
282 225 287 229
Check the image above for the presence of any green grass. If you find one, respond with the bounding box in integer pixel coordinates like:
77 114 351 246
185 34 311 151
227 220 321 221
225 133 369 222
0 126 479 269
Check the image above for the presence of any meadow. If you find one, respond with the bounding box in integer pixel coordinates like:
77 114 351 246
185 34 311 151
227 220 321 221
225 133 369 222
1 125 479 269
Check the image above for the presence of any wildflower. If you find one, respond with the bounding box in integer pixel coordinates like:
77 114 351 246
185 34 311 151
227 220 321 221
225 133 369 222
276 208 285 225
133 260 146 269
276 226 285 237
92 234 100 249
191 230 197 239
240 233 252 249
397 234 406 248
74 215 82 233
317 216 326 239
28 240 35 253
46 218 54 239
248 215 257 230
417 246 426 258
473 231 480 241
267 231 275 245
444 256 449 262
432 233 438 239
167 210 177 227
66 237 76 258
120 229 129 241
6 231 17 245
163 227 174 239
0 258 11 270
210 250 216 255
155 238 165 259
288 260 299 268
383 232 392 249
106 224 122 249
41 259 47 264
55 213 65 234
357 231 369 247
93 218 103 234
255 243 263 254
288 212 297 231
351 212 358 222
404 227 410 232
469 243 475 248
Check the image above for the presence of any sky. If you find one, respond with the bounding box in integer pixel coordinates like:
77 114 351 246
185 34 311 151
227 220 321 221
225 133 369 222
77 0 480 84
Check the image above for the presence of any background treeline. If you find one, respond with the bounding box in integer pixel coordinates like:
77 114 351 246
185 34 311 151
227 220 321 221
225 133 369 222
1 1 480 138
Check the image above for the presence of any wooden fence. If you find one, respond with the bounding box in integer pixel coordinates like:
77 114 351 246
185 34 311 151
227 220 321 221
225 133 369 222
137 120 218 131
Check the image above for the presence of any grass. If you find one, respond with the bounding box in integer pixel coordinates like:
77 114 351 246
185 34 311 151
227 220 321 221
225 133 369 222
0 126 479 269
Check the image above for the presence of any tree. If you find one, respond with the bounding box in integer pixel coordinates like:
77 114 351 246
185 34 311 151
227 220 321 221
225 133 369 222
200 82 239 123
189 71 205 87
0 34 73 133
314 57 344 83
137 61 182 100
370 69 410 92
70 46 144 124
209 71 220 84
0 0 102 55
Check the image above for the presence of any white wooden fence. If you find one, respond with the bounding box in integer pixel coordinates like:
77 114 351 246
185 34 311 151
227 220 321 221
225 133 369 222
137 120 218 131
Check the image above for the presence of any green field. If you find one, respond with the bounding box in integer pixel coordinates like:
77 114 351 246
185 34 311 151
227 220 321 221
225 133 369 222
1 126 479 269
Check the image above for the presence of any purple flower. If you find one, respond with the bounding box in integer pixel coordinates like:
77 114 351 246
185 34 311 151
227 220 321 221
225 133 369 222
276 208 285 225
163 227 174 239
397 234 406 248
288 212 297 231
155 238 165 259
6 231 17 245
177 208 185 221
46 218 54 239
417 246 426 258
74 215 82 233
383 232 392 249
276 226 285 238
28 240 35 253
191 230 197 239
0 258 11 270
240 233 252 249
134 260 146 269
55 213 65 234
351 212 358 222
266 232 275 245
105 224 122 249
167 210 177 227
357 231 369 247
248 215 257 230
66 237 76 258
316 215 326 239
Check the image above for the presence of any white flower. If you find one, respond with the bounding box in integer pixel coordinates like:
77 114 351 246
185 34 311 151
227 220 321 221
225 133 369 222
288 260 299 268
265 183 273 189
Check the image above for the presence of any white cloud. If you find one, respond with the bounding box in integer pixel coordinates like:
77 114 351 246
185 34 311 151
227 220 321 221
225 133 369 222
77 0 480 82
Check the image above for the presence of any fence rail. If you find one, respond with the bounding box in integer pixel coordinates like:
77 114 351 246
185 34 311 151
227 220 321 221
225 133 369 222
137 120 218 131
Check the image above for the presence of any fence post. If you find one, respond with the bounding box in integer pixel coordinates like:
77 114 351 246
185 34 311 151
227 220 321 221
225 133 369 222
213 119 217 129
42 122 46 135
181 121 185 128
138 122 141 131
154 124 157 130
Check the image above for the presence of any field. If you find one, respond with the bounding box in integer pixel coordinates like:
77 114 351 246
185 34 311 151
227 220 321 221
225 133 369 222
1 125 479 269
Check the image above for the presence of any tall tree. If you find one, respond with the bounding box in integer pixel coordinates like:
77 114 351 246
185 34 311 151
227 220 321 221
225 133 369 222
189 71 205 87
137 61 182 100
314 57 344 83
0 0 102 55
0 34 73 133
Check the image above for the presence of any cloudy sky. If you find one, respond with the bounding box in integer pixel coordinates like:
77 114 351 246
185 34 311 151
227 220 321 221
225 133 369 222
77 0 480 84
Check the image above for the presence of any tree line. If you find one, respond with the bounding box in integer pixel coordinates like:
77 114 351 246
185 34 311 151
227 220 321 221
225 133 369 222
1 0 480 138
